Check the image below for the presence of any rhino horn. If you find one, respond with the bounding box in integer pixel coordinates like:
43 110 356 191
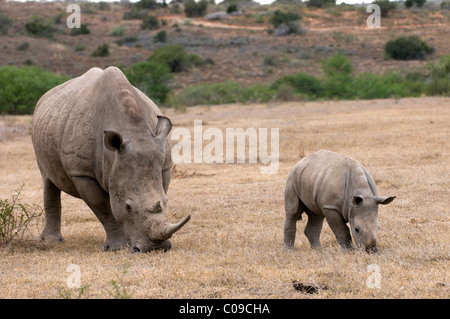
159 215 191 241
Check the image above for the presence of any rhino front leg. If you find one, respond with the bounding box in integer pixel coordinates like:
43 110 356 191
283 182 302 249
323 208 353 250
304 212 324 248
40 178 63 242
72 177 127 251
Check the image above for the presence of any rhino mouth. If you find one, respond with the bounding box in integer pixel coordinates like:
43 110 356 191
129 239 172 253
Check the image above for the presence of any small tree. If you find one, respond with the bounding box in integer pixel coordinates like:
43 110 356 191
385 36 434 60
405 0 426 8
372 0 397 17
307 0 336 8
125 62 172 104
269 10 301 35
91 44 110 57
184 0 208 17
141 15 159 30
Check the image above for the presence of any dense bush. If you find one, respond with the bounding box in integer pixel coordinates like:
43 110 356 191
307 0 336 8
135 0 159 10
0 14 13 35
154 30 167 43
427 55 450 96
141 15 159 30
148 45 210 72
321 52 353 76
184 0 208 17
25 15 57 38
405 0 426 8
124 62 172 104
271 73 323 97
269 10 301 34
372 0 397 17
110 25 127 36
70 23 90 36
91 44 110 57
148 45 189 72
385 36 434 60
0 66 69 114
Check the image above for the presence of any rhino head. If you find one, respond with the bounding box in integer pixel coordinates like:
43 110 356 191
104 115 190 253
349 194 395 253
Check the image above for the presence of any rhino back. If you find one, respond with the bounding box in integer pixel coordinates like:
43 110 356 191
290 150 374 218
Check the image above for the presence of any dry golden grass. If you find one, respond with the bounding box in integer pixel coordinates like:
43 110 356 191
0 97 449 299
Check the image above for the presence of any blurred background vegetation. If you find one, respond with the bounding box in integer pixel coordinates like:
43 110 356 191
0 0 449 114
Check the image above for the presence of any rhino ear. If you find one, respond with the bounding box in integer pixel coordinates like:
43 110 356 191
104 130 130 153
375 196 396 205
155 116 172 140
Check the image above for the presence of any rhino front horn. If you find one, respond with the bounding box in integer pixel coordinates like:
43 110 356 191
162 215 191 240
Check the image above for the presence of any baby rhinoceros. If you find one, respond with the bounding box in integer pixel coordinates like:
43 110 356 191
284 150 395 253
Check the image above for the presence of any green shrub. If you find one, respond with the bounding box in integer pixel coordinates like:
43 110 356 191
177 80 245 106
385 36 434 60
427 55 450 96
321 52 353 76
115 36 138 46
141 15 159 30
110 25 127 36
441 1 450 10
91 44 110 57
372 0 397 17
70 23 90 36
0 66 69 114
226 4 238 14
74 44 85 52
271 72 323 97
124 62 172 104
0 186 43 247
184 0 208 17
135 0 159 10
25 15 57 38
148 45 190 72
176 81 276 106
123 7 148 20
0 14 13 35
307 0 336 8
269 9 301 34
154 30 167 43
405 0 426 8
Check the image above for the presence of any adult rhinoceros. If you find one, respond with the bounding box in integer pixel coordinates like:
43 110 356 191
31 67 190 253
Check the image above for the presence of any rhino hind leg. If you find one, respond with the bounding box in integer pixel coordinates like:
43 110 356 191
304 212 324 249
71 177 127 251
40 178 63 242
283 183 303 249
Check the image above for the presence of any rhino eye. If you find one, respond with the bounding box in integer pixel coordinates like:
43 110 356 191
125 203 132 212
355 227 360 233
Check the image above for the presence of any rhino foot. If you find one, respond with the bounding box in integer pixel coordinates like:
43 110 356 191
39 231 64 242
101 240 127 252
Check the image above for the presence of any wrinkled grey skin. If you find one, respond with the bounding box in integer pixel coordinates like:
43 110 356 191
32 67 190 253
284 150 395 253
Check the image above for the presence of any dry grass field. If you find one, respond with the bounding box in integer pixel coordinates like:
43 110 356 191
0 96 449 299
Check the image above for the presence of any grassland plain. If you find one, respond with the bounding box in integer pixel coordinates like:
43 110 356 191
0 97 448 299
